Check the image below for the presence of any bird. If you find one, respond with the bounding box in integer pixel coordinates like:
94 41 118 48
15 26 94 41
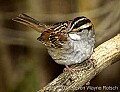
12 13 95 72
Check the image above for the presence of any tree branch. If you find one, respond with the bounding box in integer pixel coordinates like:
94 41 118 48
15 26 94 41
38 34 120 92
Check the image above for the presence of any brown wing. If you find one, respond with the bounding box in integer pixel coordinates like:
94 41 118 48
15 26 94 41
37 20 71 48
49 31 67 48
37 28 67 48
37 29 53 47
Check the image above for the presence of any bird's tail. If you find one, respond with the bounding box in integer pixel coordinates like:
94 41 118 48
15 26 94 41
12 13 47 33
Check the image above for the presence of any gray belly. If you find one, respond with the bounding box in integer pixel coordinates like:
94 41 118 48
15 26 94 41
47 40 94 65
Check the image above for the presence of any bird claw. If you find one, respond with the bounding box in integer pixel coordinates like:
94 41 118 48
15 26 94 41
88 57 96 68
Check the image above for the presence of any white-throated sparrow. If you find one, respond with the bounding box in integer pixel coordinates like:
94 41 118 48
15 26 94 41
13 13 95 71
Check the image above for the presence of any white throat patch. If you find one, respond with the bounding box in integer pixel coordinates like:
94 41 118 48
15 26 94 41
68 33 81 40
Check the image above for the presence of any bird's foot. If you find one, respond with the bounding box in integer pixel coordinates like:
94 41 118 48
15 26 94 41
65 65 75 73
64 65 81 80
88 57 96 68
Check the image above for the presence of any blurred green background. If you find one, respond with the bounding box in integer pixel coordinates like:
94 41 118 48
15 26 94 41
0 0 120 92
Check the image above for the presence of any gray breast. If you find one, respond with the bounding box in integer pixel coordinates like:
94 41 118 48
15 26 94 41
47 37 95 65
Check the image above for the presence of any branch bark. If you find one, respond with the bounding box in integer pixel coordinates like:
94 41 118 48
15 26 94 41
38 34 120 92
